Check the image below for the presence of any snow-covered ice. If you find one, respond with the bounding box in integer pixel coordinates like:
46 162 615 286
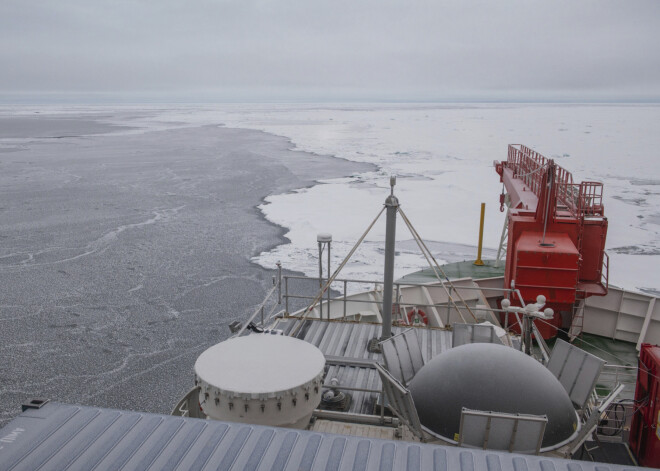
3 102 657 292
154 103 659 293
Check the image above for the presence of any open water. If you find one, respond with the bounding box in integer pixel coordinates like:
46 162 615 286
0 110 371 426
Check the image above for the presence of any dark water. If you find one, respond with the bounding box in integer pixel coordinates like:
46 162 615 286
0 112 372 426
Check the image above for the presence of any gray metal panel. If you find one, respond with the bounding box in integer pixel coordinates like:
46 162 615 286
547 339 606 409
276 318 451 363
273 319 452 417
380 328 425 386
374 363 424 440
0 402 640 470
458 408 547 454
452 323 504 347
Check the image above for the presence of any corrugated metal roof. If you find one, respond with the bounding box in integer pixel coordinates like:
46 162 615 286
0 402 641 470
274 319 451 415
276 320 452 362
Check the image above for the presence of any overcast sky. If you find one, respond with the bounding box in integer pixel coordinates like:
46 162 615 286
1 0 659 102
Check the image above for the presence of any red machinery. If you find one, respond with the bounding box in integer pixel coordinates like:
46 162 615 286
494 144 609 338
630 343 660 468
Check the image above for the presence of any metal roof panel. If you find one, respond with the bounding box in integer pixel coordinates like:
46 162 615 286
0 402 643 471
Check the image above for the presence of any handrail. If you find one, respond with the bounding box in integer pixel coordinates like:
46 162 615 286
601 251 610 292
284 274 515 292
283 273 511 323
233 283 279 337
597 363 638 400
285 292 515 315
506 144 604 219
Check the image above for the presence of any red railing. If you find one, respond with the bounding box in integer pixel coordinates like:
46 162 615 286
578 181 604 216
601 251 609 292
506 144 548 196
506 145 604 218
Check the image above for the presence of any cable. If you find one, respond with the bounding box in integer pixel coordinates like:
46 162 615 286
397 207 478 323
289 206 386 338
533 316 636 366
529 316 660 391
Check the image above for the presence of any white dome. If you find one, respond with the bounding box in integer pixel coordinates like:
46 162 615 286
195 334 325 428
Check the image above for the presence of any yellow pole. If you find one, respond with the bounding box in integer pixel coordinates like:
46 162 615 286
474 203 485 266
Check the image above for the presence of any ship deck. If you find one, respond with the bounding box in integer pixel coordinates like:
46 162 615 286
273 318 453 416
397 259 505 284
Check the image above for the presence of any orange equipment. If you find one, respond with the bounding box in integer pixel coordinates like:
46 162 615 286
494 145 609 338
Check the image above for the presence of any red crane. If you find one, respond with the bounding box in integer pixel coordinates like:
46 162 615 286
494 144 609 338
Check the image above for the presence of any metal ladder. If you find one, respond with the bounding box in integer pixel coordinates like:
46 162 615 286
569 297 586 341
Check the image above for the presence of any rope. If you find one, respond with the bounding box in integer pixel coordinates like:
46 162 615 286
289 206 386 338
397 207 477 323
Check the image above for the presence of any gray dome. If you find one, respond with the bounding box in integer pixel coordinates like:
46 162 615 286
408 343 578 449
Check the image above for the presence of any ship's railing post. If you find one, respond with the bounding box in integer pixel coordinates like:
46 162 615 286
277 261 282 304
285 276 289 314
260 305 264 326
446 286 452 326
343 280 347 319
380 385 385 424
474 203 485 266
395 283 401 322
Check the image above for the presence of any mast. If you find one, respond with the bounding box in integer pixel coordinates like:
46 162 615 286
381 176 398 339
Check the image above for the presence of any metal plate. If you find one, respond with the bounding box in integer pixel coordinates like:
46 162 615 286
374 362 424 439
459 408 547 454
0 402 636 471
379 328 425 386
452 323 504 347
546 339 605 409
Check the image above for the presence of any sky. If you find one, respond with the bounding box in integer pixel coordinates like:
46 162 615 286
1 0 659 102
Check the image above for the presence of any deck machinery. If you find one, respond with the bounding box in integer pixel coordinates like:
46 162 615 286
495 144 609 338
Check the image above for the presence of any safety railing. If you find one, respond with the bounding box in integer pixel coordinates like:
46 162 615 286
506 144 548 196
588 364 638 441
507 145 604 220
595 402 634 439
232 264 285 337
578 181 605 216
601 251 610 292
597 364 638 400
283 274 514 324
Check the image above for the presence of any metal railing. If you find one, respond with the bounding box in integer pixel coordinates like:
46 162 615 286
233 269 284 337
578 181 605 216
283 274 513 325
506 145 604 219
507 144 549 196
597 364 638 400
584 364 638 442
601 251 610 292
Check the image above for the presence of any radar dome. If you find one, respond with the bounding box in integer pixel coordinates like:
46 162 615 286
195 334 325 429
408 343 578 449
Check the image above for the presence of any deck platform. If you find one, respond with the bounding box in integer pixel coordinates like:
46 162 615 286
398 259 505 285
273 318 452 416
